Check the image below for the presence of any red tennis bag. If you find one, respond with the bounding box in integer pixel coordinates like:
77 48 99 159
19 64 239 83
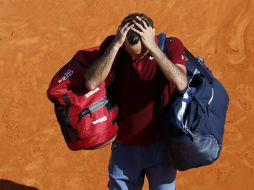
47 47 118 150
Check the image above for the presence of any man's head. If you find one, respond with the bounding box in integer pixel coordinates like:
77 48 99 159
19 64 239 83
120 13 154 59
121 13 154 45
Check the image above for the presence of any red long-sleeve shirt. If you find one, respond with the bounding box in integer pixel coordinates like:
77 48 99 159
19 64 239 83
99 35 187 145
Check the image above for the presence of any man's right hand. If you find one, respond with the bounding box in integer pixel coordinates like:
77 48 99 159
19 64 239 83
113 22 133 48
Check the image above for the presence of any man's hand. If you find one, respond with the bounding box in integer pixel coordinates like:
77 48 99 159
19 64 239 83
85 23 133 90
113 22 134 48
130 16 157 51
131 16 187 91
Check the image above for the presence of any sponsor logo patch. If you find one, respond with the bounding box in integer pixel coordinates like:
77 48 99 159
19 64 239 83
92 116 107 125
85 87 100 98
58 69 74 83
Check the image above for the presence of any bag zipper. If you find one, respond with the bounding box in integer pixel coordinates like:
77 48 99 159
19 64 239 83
79 98 109 120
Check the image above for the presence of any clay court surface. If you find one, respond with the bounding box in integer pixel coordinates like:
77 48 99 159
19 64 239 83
1 0 254 189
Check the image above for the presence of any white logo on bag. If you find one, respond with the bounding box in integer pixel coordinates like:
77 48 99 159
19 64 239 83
92 116 107 125
85 87 100 98
58 69 74 83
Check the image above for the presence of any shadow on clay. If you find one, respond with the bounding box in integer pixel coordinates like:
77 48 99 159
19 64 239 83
0 179 39 190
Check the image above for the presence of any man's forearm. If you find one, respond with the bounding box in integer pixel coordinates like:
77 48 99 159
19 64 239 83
85 41 120 90
150 46 188 91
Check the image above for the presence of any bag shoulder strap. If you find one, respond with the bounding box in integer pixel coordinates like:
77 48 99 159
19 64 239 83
184 48 214 84
158 33 214 84
157 34 169 110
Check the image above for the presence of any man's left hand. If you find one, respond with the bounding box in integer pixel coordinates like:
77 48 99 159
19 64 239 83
131 16 157 52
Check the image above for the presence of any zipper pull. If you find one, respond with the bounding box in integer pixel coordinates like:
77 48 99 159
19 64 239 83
78 108 91 122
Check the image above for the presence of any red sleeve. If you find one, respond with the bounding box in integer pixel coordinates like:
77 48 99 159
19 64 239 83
166 37 187 66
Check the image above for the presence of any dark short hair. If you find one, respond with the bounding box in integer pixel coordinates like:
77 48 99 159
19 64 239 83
120 13 153 45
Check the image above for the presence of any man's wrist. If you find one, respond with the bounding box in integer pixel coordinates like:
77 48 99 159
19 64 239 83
111 39 123 50
112 44 122 50
149 42 162 57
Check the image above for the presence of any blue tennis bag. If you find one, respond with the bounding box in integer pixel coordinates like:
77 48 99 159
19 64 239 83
158 33 230 171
